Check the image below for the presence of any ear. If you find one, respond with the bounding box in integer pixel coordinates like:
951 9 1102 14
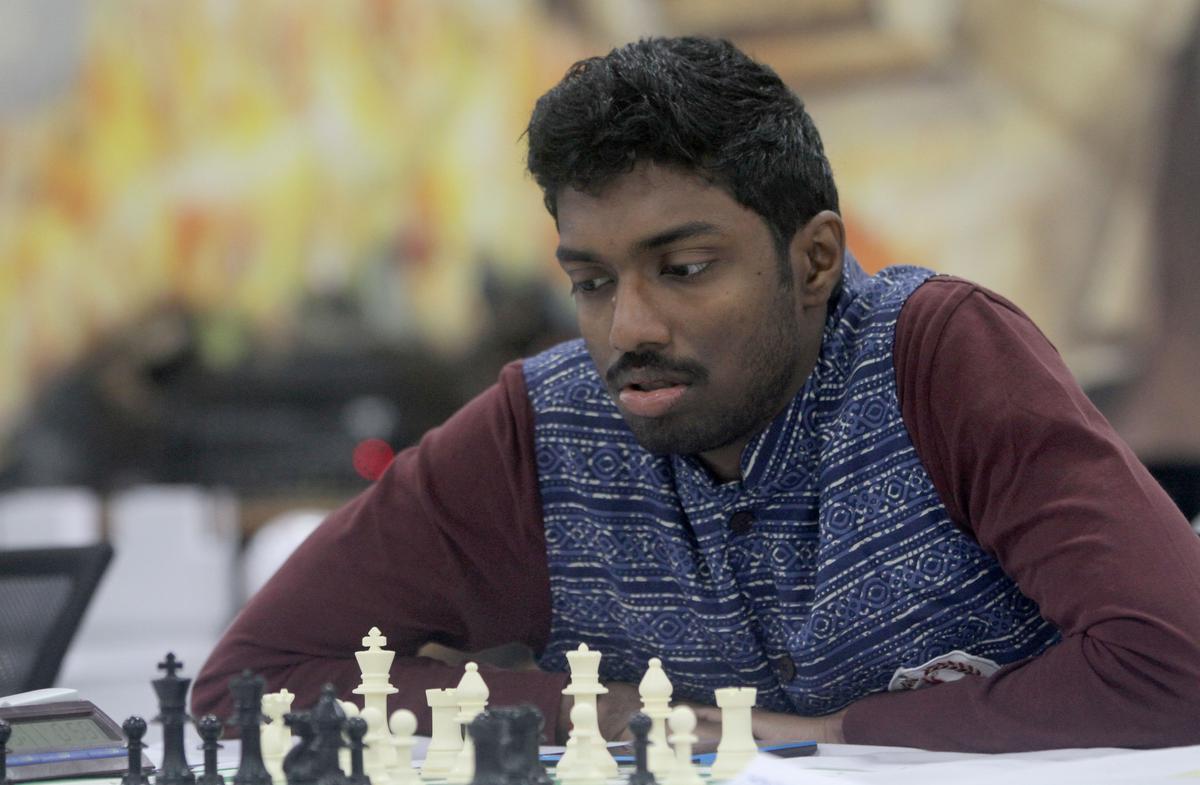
789 210 845 307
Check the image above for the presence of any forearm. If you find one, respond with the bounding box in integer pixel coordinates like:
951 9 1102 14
843 627 1200 751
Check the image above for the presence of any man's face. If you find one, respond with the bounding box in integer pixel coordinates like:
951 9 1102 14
555 163 826 478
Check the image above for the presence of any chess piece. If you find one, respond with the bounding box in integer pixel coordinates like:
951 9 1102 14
446 663 489 785
557 704 603 785
283 712 319 785
386 710 421 785
121 716 151 785
663 707 702 785
196 715 225 785
627 713 657 785
344 717 370 785
557 644 617 778
262 690 295 785
0 718 13 785
229 671 272 785
710 687 757 779
500 706 551 785
310 684 349 785
420 688 460 778
638 658 674 777
338 703 359 776
358 708 391 785
466 712 505 785
153 652 196 785
353 629 398 729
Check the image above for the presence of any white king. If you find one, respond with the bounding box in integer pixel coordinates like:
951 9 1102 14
354 626 399 722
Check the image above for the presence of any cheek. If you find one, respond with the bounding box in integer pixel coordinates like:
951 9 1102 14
575 305 614 364
576 300 610 335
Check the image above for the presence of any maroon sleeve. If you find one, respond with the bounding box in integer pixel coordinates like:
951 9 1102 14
191 361 568 734
841 277 1200 751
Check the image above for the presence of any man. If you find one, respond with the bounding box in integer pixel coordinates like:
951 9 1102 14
193 37 1200 752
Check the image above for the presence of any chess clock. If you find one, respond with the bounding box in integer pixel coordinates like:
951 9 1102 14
0 700 147 782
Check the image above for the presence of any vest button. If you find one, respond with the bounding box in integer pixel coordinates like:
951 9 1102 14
773 654 797 684
728 510 755 535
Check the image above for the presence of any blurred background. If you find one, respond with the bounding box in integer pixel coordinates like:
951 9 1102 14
0 0 1198 726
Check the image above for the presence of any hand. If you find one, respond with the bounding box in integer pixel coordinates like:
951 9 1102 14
558 681 642 743
691 705 847 744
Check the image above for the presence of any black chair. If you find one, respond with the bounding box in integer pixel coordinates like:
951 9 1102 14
0 543 114 697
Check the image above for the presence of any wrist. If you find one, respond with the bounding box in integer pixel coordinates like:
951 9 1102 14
822 708 847 744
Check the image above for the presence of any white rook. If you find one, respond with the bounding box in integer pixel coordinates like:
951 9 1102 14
710 686 757 779
420 687 461 778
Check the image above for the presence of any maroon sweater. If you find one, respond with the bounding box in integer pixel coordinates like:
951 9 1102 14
192 278 1200 751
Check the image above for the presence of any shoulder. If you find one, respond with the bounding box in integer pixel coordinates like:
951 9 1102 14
897 275 1044 347
894 275 1062 387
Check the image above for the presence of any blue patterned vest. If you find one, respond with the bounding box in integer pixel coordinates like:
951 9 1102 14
523 259 1059 714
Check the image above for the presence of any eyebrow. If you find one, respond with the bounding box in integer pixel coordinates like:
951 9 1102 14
556 220 723 264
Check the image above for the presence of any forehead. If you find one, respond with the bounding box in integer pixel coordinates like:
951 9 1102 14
556 163 759 248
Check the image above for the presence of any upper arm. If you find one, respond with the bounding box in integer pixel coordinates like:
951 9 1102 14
895 277 1200 648
201 360 550 671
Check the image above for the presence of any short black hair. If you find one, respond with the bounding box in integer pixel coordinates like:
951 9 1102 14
525 36 839 270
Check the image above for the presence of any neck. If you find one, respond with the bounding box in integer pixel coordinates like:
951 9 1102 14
698 440 747 483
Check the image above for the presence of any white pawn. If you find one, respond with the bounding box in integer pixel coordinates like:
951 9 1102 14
339 700 361 775
710 687 757 779
638 658 675 777
663 706 703 785
558 703 605 785
360 707 393 785
261 689 294 785
386 709 421 785
420 687 460 778
446 663 489 784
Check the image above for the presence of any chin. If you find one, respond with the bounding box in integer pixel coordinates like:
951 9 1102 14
624 417 731 458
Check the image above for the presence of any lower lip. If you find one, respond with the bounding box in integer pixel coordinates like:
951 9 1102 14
618 385 688 418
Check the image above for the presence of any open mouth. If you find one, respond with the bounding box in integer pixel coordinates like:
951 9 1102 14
627 380 679 392
618 382 689 418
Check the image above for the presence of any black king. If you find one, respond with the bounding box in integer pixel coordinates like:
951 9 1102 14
153 653 195 785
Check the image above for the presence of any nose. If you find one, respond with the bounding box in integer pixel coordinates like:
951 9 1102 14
608 277 670 353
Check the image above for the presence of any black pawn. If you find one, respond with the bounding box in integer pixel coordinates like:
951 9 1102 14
343 717 369 785
627 713 657 785
229 671 271 785
282 712 318 785
196 715 225 785
310 685 348 785
0 717 12 785
153 652 195 785
122 717 150 785
467 712 505 785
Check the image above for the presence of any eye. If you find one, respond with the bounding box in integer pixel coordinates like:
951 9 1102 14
661 261 711 278
569 275 614 295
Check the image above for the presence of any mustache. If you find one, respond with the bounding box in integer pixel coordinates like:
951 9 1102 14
605 350 709 386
